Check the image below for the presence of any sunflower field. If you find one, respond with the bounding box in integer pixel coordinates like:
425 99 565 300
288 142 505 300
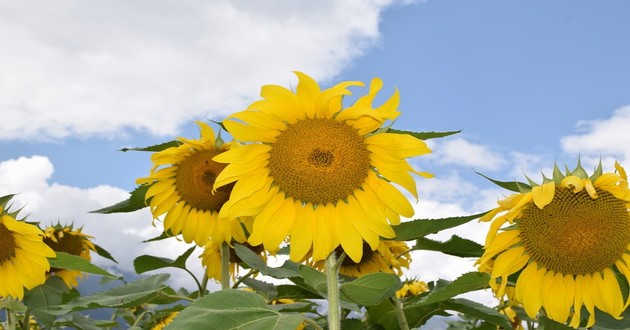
2 72 630 330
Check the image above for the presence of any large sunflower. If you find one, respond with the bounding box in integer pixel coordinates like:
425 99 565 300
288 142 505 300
0 214 56 300
308 240 411 278
477 161 630 328
137 121 243 246
213 72 432 263
43 224 96 288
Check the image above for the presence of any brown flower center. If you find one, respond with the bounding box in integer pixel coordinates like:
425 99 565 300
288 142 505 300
175 150 234 212
44 231 84 273
268 118 371 205
519 188 630 275
0 222 16 264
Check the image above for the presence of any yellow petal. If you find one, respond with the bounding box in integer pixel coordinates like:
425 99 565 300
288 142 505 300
335 202 364 263
290 205 316 262
532 182 555 209
312 203 338 261
516 262 544 318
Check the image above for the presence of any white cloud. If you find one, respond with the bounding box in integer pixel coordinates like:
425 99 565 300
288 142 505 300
0 0 397 141
427 138 507 171
0 155 200 289
561 105 630 162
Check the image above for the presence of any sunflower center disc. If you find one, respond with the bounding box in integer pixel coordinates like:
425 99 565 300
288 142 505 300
175 150 234 212
519 188 630 275
336 243 373 267
44 233 84 273
268 118 371 205
0 222 17 263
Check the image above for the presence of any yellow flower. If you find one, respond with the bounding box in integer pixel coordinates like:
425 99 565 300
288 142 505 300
0 214 56 300
200 218 266 282
309 240 411 278
214 72 432 263
151 311 179 330
477 161 630 328
396 279 429 298
42 224 96 288
137 121 245 246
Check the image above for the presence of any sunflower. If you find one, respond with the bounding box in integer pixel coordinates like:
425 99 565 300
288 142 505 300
0 214 56 300
42 224 96 288
396 278 429 299
137 121 243 246
200 218 265 282
477 160 630 328
151 311 179 330
308 240 411 278
213 72 432 263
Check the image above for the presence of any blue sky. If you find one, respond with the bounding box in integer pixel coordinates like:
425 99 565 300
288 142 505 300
1 0 629 297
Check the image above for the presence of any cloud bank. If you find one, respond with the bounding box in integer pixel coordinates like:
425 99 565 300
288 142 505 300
0 0 395 141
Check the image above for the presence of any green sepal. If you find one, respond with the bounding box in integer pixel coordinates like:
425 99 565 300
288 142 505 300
552 162 565 184
523 172 540 187
142 230 174 243
90 184 150 214
590 159 604 182
0 193 16 213
571 157 589 179
208 119 228 132
541 171 553 184
476 171 531 193
119 140 182 152
387 128 461 140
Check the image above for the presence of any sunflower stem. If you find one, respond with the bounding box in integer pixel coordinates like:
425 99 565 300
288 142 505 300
325 252 341 330
303 317 324 330
391 296 410 330
220 242 230 290
200 273 209 297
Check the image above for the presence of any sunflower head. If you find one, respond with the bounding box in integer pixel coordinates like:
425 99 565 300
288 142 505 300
395 278 429 298
0 195 56 300
42 223 96 288
213 72 432 263
307 240 411 278
150 311 180 330
136 121 242 246
477 160 630 328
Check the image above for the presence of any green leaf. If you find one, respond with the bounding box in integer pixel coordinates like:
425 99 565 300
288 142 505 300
47 274 171 314
23 276 71 326
388 128 461 140
166 289 305 330
475 171 532 192
93 243 118 263
296 264 327 294
242 278 279 301
49 252 118 278
134 246 196 274
413 235 484 258
53 313 120 330
233 243 300 278
0 300 27 313
340 273 401 306
540 315 574 329
393 213 485 241
120 140 182 152
366 297 447 329
90 184 150 214
442 298 511 329
274 285 322 301
411 272 490 306
143 231 173 243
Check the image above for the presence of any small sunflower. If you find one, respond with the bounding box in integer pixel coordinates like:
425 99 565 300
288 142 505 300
396 278 429 299
42 224 96 288
214 72 432 263
308 240 411 278
200 218 266 282
137 121 243 246
0 214 56 300
151 311 179 330
477 160 630 328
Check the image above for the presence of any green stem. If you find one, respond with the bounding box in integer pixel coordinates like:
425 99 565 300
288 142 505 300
232 269 259 289
303 317 324 330
183 268 203 295
200 274 209 297
325 252 341 330
390 296 410 330
220 242 231 290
